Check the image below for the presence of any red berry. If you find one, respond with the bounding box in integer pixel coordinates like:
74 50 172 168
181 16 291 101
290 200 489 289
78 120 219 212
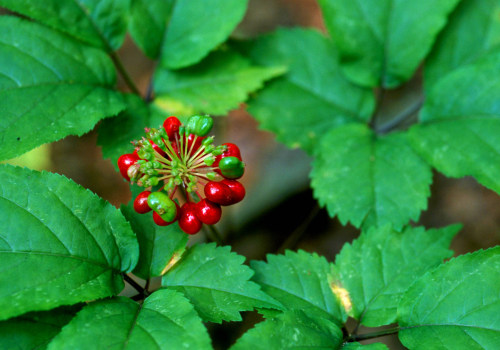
163 116 181 140
118 153 140 181
204 181 233 206
196 199 222 225
152 201 180 226
220 179 245 204
214 143 242 167
134 191 152 214
179 202 202 234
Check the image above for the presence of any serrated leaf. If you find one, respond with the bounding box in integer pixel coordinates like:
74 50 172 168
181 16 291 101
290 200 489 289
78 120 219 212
48 289 211 350
0 0 130 50
98 94 166 171
230 310 343 350
0 305 80 350
0 16 125 161
162 243 281 323
154 50 284 116
333 225 460 327
0 165 139 321
318 0 460 87
410 53 500 194
342 343 389 350
244 27 374 153
311 124 432 230
160 0 248 69
398 246 500 350
425 0 500 88
128 0 175 58
121 202 188 279
251 250 345 326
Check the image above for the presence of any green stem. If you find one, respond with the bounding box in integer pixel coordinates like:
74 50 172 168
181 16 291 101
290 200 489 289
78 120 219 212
277 205 320 254
376 96 424 134
123 274 147 295
110 51 141 95
348 327 400 342
203 225 223 245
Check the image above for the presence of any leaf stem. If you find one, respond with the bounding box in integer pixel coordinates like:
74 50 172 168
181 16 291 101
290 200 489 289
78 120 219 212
277 204 321 253
348 327 400 342
110 51 141 95
123 274 149 297
375 96 424 134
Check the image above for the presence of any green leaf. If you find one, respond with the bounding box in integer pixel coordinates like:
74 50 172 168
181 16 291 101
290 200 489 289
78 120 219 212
410 53 500 194
230 310 343 350
121 202 188 279
425 0 500 88
333 224 460 327
398 246 500 350
0 0 130 50
0 16 125 161
311 124 432 229
98 94 166 171
48 289 212 350
317 0 460 87
0 165 139 321
342 343 389 350
251 250 345 326
154 50 284 116
162 243 281 323
244 28 374 153
160 0 248 69
0 305 80 350
128 0 175 58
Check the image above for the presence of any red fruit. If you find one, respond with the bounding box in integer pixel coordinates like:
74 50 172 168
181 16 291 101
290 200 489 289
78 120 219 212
204 181 233 206
152 201 180 226
163 116 181 140
118 153 140 181
220 179 245 204
134 191 152 214
179 202 202 234
214 143 242 167
196 199 222 225
149 139 167 157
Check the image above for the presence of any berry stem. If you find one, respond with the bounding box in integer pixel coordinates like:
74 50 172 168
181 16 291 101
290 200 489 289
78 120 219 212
161 138 183 164
188 144 207 166
186 135 198 160
190 153 212 168
203 225 223 245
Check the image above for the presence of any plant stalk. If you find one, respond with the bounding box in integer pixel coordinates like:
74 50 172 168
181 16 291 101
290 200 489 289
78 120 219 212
348 327 400 342
110 51 141 95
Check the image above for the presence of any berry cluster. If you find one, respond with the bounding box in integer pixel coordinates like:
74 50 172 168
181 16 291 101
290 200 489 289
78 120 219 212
117 115 245 235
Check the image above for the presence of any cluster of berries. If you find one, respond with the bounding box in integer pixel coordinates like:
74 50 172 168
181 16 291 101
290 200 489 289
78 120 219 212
117 115 245 234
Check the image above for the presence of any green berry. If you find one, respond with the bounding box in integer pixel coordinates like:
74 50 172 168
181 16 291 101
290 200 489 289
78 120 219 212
186 115 213 137
218 156 245 179
147 191 177 222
